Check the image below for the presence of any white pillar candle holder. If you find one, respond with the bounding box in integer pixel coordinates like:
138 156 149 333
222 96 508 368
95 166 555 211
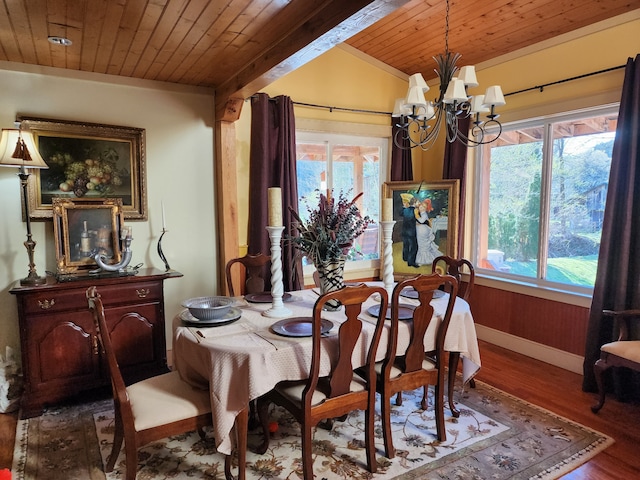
380 220 396 298
263 225 293 318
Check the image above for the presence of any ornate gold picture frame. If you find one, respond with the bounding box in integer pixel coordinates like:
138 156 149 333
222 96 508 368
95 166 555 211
52 197 125 274
19 116 147 220
382 180 459 279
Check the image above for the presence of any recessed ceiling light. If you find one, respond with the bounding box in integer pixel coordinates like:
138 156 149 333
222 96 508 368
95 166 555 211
48 36 72 46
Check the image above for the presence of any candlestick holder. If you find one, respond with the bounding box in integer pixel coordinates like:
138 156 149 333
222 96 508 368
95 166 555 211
263 225 292 318
380 220 396 298
157 228 171 271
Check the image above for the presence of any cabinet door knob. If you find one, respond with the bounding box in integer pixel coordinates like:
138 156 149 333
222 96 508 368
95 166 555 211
136 288 150 298
37 299 56 310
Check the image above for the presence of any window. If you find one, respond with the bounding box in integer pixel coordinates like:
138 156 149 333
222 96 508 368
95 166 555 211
296 131 387 270
473 106 618 291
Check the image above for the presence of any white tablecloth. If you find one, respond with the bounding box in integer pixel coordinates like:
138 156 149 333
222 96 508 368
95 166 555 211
172 285 480 455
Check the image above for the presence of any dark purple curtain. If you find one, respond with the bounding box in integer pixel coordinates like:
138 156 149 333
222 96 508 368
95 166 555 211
443 115 471 256
583 54 640 398
390 118 413 181
248 93 303 291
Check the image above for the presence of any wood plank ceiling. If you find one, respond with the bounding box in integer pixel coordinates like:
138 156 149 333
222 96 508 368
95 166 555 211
1 0 638 117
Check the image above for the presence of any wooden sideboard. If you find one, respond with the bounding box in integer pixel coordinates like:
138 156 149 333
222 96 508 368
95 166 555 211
10 268 182 419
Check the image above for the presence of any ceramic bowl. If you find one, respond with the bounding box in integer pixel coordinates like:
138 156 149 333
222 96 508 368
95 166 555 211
181 296 233 320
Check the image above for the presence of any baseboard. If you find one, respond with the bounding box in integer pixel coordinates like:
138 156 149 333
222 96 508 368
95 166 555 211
475 324 584 375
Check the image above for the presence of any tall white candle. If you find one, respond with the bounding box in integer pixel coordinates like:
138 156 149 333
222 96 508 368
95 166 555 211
268 187 283 227
382 198 393 221
161 201 167 230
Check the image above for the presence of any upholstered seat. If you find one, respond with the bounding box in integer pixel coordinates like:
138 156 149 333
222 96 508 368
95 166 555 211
591 309 640 413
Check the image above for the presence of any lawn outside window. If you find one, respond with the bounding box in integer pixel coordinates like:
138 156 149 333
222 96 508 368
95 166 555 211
472 105 619 294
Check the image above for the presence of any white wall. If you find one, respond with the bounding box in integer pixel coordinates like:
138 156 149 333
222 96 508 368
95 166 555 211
0 62 219 357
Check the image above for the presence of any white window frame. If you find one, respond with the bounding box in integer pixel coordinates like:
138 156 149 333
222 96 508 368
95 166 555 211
295 119 391 280
470 104 619 305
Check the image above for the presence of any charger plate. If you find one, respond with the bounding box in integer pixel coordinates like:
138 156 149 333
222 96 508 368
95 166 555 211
400 288 445 299
245 292 293 303
271 317 333 337
180 308 242 326
366 303 416 320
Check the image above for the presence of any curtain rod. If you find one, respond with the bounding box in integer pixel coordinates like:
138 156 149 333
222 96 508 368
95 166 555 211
250 63 627 116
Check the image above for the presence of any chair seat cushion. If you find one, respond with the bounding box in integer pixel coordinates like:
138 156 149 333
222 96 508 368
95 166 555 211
275 376 367 407
374 357 437 379
602 340 640 364
127 371 211 431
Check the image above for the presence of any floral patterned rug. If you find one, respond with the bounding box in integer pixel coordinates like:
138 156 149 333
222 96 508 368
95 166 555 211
12 381 612 479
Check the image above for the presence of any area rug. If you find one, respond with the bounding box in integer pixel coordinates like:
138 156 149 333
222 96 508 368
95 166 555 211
12 380 613 479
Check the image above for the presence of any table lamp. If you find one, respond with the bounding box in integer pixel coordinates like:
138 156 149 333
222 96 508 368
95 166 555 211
0 126 49 286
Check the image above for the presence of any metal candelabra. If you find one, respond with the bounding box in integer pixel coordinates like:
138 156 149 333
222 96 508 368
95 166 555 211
157 228 171 271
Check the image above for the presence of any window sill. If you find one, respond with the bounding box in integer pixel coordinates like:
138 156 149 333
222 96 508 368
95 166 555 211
475 273 592 308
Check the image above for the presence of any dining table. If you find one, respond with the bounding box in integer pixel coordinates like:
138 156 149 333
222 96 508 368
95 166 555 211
171 282 481 479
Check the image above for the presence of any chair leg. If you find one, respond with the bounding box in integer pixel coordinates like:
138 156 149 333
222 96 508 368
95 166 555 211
421 385 429 410
124 437 138 480
255 396 271 455
106 413 124 472
448 352 461 418
433 382 446 442
380 392 395 459
591 358 610 413
301 424 314 480
364 404 378 473
395 391 403 406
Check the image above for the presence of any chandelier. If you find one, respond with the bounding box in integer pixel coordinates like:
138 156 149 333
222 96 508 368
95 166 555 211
393 0 505 150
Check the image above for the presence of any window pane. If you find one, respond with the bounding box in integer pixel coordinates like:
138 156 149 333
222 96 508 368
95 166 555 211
332 145 380 260
483 126 543 278
548 115 615 287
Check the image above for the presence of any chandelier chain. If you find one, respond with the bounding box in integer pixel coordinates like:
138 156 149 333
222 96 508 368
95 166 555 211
444 0 450 56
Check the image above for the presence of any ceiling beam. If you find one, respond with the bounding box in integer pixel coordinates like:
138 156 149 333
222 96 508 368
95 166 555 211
215 0 410 121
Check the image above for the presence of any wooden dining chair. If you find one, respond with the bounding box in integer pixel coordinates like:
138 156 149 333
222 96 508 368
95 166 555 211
86 286 214 480
257 283 389 477
225 253 271 297
591 309 640 413
432 255 477 394
374 273 458 458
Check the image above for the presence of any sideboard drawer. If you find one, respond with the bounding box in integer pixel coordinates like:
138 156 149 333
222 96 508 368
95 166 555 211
21 281 162 315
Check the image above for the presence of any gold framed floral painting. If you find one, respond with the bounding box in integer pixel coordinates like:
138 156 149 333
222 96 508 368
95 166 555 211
382 180 459 279
18 116 147 220
52 197 125 274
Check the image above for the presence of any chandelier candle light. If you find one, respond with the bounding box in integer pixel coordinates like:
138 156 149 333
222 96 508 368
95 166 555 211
264 187 292 318
0 126 49 286
393 0 505 150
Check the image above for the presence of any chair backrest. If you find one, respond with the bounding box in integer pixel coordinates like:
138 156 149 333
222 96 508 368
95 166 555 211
86 286 134 426
432 255 474 301
306 284 388 405
385 273 459 375
225 253 271 297
603 309 640 343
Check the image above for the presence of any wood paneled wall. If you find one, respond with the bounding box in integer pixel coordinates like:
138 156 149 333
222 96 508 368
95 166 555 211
468 284 590 356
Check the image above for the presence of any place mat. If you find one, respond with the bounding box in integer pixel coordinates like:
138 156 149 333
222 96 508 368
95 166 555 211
400 288 445 299
366 303 415 320
179 307 242 326
271 317 333 337
245 291 293 303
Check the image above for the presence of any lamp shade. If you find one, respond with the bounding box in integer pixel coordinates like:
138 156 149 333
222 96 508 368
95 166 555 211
405 86 427 108
392 98 411 117
443 78 468 104
483 86 506 107
416 102 436 120
469 95 490 113
408 73 430 92
457 66 478 87
0 129 48 169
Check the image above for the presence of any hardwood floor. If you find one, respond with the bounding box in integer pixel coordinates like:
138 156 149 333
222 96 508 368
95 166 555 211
1 340 639 477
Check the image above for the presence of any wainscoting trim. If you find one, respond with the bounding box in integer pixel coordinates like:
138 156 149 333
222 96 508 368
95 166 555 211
476 324 584 375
